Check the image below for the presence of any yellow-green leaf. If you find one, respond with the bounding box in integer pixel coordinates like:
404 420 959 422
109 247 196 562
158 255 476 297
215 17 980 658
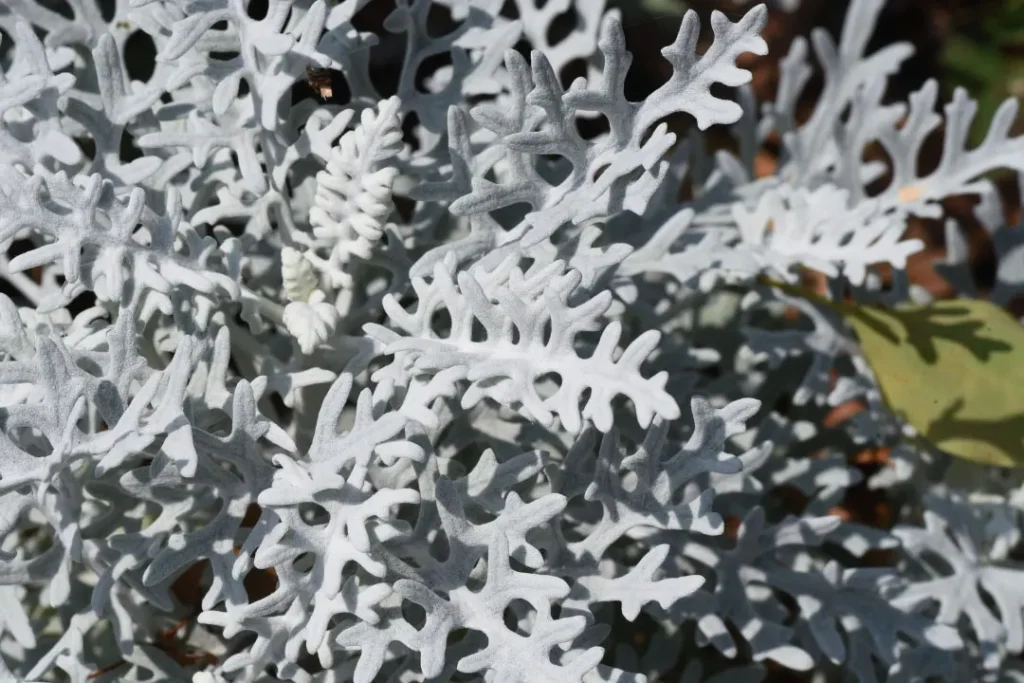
841 298 1024 468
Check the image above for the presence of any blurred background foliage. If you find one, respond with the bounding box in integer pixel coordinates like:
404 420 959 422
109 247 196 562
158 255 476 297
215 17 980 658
604 0 1024 312
940 0 1024 144
623 0 1024 146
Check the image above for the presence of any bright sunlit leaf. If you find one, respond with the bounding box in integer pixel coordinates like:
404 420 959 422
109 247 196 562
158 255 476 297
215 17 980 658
843 299 1024 468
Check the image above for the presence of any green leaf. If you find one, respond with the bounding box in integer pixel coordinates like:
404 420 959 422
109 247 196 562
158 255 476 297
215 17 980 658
639 0 688 17
842 299 1024 468
943 36 1004 84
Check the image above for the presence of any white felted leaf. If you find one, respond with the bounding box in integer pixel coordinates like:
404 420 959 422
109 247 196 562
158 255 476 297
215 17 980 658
283 290 340 354
366 259 679 433
310 96 404 288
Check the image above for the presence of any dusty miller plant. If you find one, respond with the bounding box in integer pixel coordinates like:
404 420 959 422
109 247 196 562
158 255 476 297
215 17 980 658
2 0 1024 681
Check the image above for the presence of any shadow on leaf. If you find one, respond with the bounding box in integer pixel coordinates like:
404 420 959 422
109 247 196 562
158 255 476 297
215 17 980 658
852 304 1013 365
925 398 1024 468
896 306 1013 364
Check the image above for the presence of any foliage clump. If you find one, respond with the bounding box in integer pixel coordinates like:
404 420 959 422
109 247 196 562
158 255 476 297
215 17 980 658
3 0 1024 681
